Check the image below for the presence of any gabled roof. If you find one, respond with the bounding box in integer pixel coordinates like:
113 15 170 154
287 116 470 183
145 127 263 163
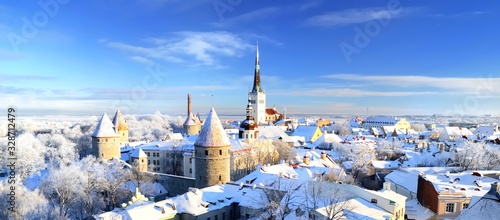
92 113 119 138
112 109 128 131
265 108 279 115
292 125 320 141
194 108 231 147
130 148 147 158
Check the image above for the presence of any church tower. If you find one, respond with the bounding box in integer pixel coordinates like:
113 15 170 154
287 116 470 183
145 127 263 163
239 98 258 142
194 108 231 188
112 109 129 144
249 43 266 125
92 113 120 160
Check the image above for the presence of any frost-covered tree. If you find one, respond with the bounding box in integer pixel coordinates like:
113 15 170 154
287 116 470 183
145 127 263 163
41 163 87 219
453 142 485 171
411 123 427 132
73 156 106 219
273 140 295 163
0 182 59 220
94 160 133 211
38 133 79 167
305 180 352 220
2 133 46 178
258 177 302 220
333 121 351 136
332 144 375 179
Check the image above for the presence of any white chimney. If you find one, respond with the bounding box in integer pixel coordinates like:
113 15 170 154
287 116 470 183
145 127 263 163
383 182 392 191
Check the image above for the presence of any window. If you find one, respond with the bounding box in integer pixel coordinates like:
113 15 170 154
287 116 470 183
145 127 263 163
463 203 469 209
189 168 192 174
189 158 192 163
223 212 226 220
446 203 455 212
370 199 377 204
205 150 208 156
215 215 218 220
219 149 222 155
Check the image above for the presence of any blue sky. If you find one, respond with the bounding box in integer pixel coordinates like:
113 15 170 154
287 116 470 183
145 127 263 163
1 0 500 118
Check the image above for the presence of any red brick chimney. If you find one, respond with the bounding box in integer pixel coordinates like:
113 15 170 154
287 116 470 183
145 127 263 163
187 94 192 115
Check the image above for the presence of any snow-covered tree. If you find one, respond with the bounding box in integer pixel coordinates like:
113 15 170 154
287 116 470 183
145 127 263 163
453 142 487 171
273 140 295 163
258 177 302 220
38 133 79 167
305 180 352 220
3 133 46 178
0 182 58 220
41 163 87 219
94 160 133 211
411 123 427 132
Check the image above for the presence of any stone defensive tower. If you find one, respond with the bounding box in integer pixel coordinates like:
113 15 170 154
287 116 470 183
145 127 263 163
112 109 129 144
194 108 231 188
92 113 120 160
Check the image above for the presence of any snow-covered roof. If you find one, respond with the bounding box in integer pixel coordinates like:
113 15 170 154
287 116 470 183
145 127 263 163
314 133 342 144
92 113 119 138
421 171 498 198
96 199 177 220
405 199 436 220
456 196 500 220
112 109 128 131
183 112 197 126
371 160 401 170
385 169 419 194
130 148 147 158
363 116 401 123
442 126 475 140
292 125 320 141
194 108 231 147
258 126 294 142
170 183 265 216
315 198 392 220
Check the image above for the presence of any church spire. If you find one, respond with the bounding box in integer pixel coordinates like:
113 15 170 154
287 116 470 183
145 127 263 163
251 42 263 93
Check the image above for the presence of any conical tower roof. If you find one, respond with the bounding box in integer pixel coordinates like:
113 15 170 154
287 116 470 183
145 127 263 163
194 108 230 147
112 109 128 131
183 112 197 126
92 113 119 138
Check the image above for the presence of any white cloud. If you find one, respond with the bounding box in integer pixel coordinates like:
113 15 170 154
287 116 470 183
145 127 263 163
211 6 281 28
275 88 436 97
323 74 500 95
130 56 154 65
306 7 406 27
298 1 321 11
103 31 253 66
